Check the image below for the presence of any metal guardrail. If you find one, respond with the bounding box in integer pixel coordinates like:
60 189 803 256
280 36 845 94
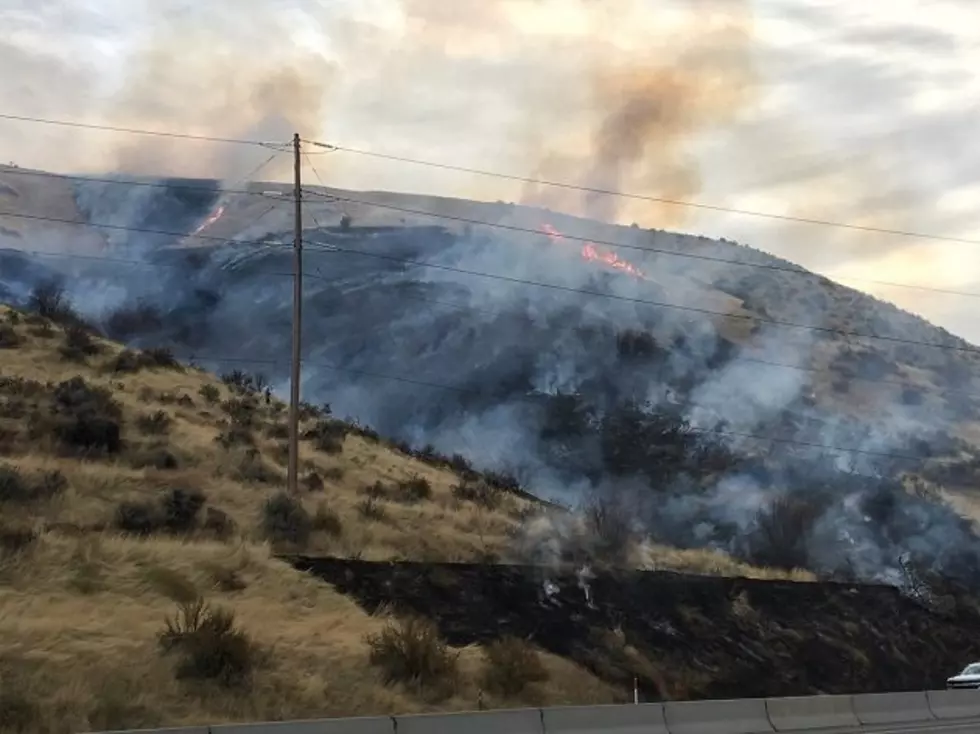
95 689 980 734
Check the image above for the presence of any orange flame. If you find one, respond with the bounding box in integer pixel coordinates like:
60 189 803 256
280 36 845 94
540 223 646 280
190 204 226 236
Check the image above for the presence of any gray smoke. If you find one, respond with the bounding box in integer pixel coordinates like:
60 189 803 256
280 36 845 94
3 177 980 588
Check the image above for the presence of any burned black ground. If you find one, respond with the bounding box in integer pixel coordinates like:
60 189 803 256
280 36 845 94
287 556 980 702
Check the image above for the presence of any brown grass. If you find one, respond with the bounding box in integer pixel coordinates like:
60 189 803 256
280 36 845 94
0 305 800 730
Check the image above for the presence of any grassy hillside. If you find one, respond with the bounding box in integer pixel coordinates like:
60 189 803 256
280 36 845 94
0 303 810 732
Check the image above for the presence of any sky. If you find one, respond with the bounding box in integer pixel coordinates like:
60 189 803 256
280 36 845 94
2 0 980 341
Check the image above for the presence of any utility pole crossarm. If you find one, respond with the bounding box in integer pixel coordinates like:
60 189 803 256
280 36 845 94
288 133 303 496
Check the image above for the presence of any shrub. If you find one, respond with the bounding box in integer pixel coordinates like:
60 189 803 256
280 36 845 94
323 466 345 482
448 453 475 477
584 495 635 564
129 446 180 470
0 323 22 349
210 564 247 592
220 370 263 395
114 488 206 536
28 279 81 325
483 469 524 495
198 384 221 404
109 348 181 374
104 300 163 341
481 637 549 697
49 377 123 455
203 507 236 540
0 688 41 733
745 494 825 570
161 488 206 534
0 523 39 555
159 598 255 687
114 500 162 536
452 480 500 510
143 347 182 370
0 464 67 504
266 421 289 440
302 470 324 492
366 616 458 697
261 492 313 546
59 323 102 362
397 475 433 503
312 502 343 537
615 329 663 362
222 397 259 428
304 419 347 454
136 410 172 435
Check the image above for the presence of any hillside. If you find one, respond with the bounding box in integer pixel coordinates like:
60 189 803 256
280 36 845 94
3 310 980 733
6 167 980 730
3 166 980 588
0 304 812 732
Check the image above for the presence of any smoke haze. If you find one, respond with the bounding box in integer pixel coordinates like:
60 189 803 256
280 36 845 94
3 0 980 587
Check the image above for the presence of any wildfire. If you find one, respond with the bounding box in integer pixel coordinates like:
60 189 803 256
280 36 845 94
540 223 646 280
190 205 227 237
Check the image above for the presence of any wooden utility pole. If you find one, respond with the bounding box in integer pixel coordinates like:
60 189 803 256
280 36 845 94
288 133 303 495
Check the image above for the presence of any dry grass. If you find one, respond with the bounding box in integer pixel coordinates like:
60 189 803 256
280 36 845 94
0 305 800 730
0 534 618 730
632 542 818 582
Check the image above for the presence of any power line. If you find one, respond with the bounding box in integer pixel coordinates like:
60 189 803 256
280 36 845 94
2 208 977 357
304 138 980 248
3 157 978 300
291 250 980 402
12 239 974 403
300 187 980 300
0 160 288 201
176 353 928 465
0 113 289 148
298 225 980 356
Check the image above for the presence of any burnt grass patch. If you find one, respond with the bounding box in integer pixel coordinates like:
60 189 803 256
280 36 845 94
285 557 980 702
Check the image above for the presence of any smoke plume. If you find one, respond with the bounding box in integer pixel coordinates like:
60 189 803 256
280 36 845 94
4 178 980 589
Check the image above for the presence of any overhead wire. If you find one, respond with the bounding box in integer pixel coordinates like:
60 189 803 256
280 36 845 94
8 218 980 412
153 353 927 465
0 112 288 149
0 227 954 460
299 187 980 300
2 154 978 298
0 120 959 468
303 138 980 247
2 206 978 358
0 112 972 292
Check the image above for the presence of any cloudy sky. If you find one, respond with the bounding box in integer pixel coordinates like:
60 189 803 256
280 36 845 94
2 0 979 341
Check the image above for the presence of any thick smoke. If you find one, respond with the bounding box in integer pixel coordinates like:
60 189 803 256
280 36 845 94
4 176 980 588
3 0 980 588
